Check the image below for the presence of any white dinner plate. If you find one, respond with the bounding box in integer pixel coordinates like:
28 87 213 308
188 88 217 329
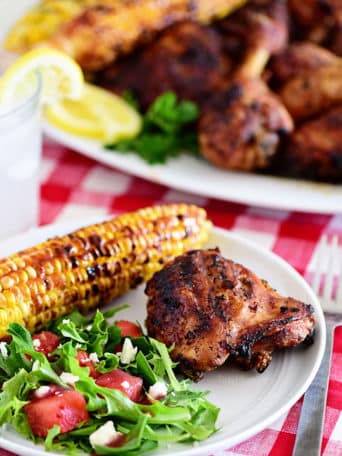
0 217 325 456
1 1 342 214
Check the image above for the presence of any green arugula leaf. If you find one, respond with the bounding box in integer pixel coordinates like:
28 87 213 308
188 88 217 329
58 320 87 344
150 339 180 391
0 369 34 437
103 304 130 319
97 352 119 374
140 401 191 424
93 414 148 455
135 351 157 385
45 425 61 451
47 308 91 333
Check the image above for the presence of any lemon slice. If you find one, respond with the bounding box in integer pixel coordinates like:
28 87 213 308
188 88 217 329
0 47 84 106
45 83 142 142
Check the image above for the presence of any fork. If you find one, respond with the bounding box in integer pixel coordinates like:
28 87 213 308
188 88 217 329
292 234 342 456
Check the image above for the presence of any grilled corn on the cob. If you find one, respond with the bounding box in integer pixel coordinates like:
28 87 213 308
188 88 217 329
50 0 246 70
4 0 113 54
4 0 88 54
0 203 211 338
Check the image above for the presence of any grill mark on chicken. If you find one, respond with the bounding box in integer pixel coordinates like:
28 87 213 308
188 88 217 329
145 248 315 379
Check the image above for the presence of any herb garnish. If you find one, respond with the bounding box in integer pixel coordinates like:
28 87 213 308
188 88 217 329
105 92 200 164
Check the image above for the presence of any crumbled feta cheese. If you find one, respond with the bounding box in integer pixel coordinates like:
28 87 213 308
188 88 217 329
0 342 8 358
120 338 137 364
62 319 70 324
75 343 82 349
60 372 79 386
148 381 168 400
85 324 92 331
89 421 123 448
34 385 51 398
89 352 99 363
57 343 63 349
33 338 41 348
32 360 40 371
121 380 130 389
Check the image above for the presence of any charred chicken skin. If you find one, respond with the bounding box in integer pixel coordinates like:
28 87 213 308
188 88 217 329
279 61 342 121
50 0 245 71
283 106 342 182
218 0 289 59
269 41 338 85
198 77 293 171
98 21 229 109
145 248 315 380
197 0 293 172
288 0 342 53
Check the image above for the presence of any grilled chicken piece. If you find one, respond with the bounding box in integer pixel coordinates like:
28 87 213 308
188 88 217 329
269 42 338 85
218 0 289 64
330 24 342 56
198 77 293 171
289 0 340 27
289 0 341 46
279 61 342 121
49 0 245 71
146 248 315 380
97 21 229 109
282 106 342 182
197 0 292 172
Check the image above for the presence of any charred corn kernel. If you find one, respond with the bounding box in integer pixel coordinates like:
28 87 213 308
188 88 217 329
0 204 211 338
1 277 16 290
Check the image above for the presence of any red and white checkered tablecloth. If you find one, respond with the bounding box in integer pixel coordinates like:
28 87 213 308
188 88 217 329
2 137 342 456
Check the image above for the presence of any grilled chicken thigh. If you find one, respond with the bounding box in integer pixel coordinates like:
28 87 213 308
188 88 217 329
270 41 337 85
98 21 229 109
283 106 342 182
145 248 315 380
279 61 342 121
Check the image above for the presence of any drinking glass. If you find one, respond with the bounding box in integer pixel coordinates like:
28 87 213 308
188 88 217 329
0 70 42 240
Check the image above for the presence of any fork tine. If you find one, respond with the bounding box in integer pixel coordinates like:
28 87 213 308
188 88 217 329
312 235 327 297
323 235 338 306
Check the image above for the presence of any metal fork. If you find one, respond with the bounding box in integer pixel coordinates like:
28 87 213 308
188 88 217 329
292 234 342 456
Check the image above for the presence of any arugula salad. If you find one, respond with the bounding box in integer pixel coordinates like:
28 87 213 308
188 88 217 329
0 306 219 455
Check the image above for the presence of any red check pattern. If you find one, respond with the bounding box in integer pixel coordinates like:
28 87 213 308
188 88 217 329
1 137 342 456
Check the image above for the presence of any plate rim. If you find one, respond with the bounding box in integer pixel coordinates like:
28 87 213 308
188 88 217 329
0 218 326 456
43 122 342 215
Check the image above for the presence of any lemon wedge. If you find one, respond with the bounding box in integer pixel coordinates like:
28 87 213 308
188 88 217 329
0 47 84 106
45 83 142 142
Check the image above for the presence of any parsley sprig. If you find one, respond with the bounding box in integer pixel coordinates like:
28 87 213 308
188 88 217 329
105 91 200 164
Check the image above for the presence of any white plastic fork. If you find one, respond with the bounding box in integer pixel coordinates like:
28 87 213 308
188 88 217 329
293 234 342 456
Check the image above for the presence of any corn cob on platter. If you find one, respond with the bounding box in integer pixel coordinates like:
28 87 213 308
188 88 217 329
5 0 245 70
0 203 211 339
